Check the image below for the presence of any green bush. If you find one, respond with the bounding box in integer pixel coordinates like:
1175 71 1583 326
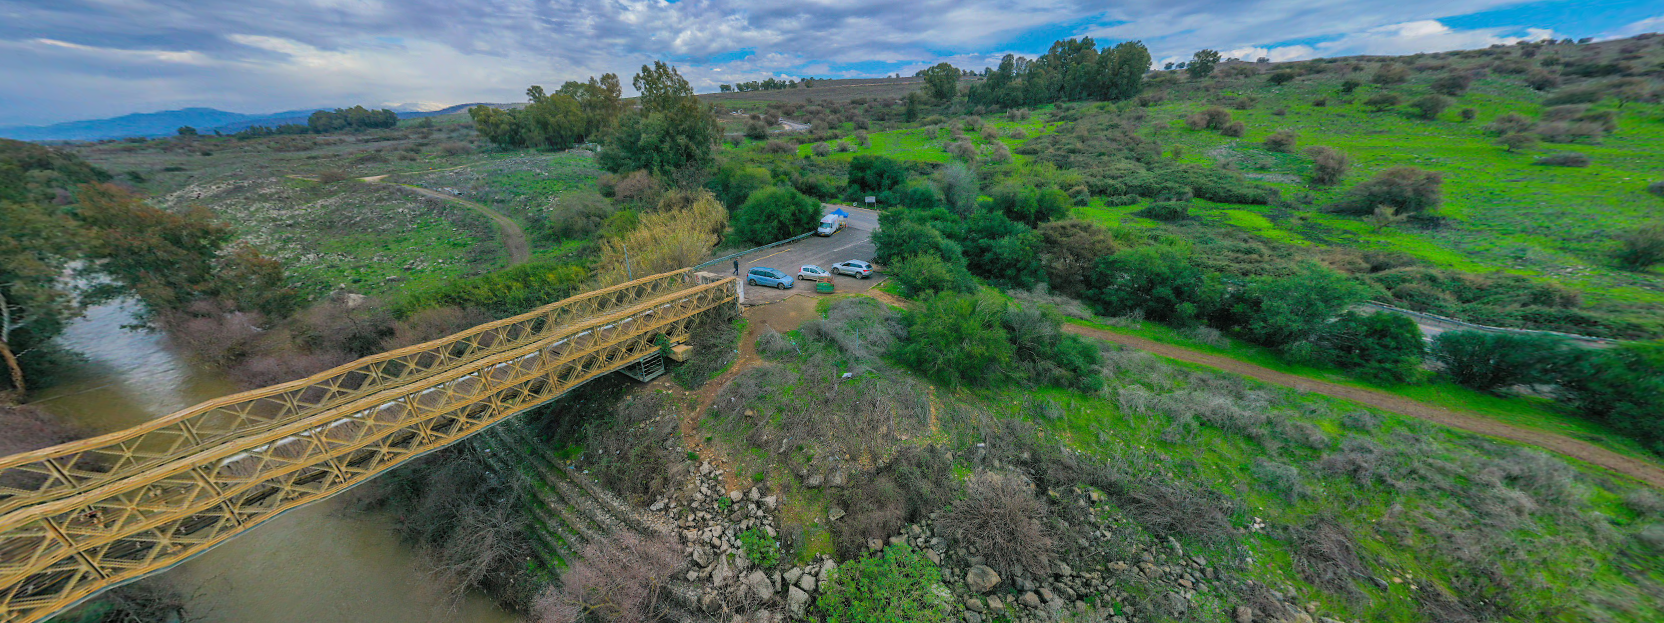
1226 263 1372 348
709 163 773 209
1430 331 1574 393
1556 341 1664 454
1085 245 1223 326
890 254 976 298
1003 305 1103 391
734 186 821 245
960 212 1046 288
1125 165 1274 205
396 261 589 318
1328 166 1443 215
815 544 947 623
1311 311 1424 382
897 291 1014 387
738 527 781 569
1133 201 1192 221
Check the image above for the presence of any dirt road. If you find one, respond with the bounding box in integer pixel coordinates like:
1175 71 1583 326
1062 324 1664 489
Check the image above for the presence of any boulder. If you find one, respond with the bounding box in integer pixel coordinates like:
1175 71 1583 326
797 573 816 592
787 587 810 618
784 567 803 586
744 570 774 600
965 598 986 613
828 507 845 522
965 566 1001 593
818 561 837 587
712 556 733 588
1019 592 1042 609
986 595 1006 615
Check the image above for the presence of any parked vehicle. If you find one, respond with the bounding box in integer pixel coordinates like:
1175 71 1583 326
816 213 845 236
746 267 794 289
798 265 831 281
831 260 873 279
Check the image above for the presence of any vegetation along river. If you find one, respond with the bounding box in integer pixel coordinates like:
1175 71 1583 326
33 299 520 623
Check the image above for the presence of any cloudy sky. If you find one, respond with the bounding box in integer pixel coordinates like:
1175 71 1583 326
0 0 1659 126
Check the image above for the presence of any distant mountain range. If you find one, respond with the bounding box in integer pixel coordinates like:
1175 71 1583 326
0 103 490 142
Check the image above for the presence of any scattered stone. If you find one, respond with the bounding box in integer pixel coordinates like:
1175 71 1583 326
966 566 1001 593
787 587 809 618
805 474 824 488
784 567 803 586
744 570 774 600
1019 592 1042 609
828 507 845 522
797 573 816 592
965 598 986 613
986 595 1006 615
729 490 745 503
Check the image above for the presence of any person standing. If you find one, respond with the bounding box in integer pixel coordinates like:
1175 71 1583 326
733 259 740 276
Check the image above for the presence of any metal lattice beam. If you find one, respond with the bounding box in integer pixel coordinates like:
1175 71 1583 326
0 270 736 623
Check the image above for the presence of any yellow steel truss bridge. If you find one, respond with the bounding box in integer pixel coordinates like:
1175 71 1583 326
0 270 737 622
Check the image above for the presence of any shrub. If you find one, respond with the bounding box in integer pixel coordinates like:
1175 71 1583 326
1330 166 1443 215
946 139 977 160
1227 263 1373 348
1614 223 1664 270
1557 342 1664 454
397 260 588 318
1184 113 1208 130
1409 94 1452 119
815 545 947 623
1125 481 1237 545
1001 305 1103 390
1364 92 1402 111
1252 459 1308 502
937 471 1054 577
1430 331 1573 393
1372 64 1410 85
890 253 976 298
1649 181 1664 198
897 291 1016 387
761 139 794 154
734 186 820 244
1268 71 1297 85
744 120 769 140
1292 518 1368 598
1485 113 1535 135
1525 69 1561 90
812 142 831 157
1430 73 1473 96
1543 87 1603 106
1202 106 1232 129
1133 201 1192 221
1460 108 1477 121
1264 129 1299 152
738 527 781 569
1311 311 1425 382
1306 146 1352 186
533 533 683 623
317 170 352 184
1084 245 1222 326
1533 152 1590 167
1496 133 1539 152
1220 120 1246 137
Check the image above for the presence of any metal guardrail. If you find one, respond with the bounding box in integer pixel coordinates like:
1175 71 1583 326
1360 301 1615 345
693 232 815 272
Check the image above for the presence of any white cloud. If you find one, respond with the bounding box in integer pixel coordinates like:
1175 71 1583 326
1598 15 1664 41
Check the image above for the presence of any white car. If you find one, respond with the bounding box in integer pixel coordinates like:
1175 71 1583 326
831 260 873 279
798 265 832 281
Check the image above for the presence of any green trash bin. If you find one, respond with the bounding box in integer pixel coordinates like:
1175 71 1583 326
815 281 835 294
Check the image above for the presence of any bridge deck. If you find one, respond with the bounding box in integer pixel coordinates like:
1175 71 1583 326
0 270 737 623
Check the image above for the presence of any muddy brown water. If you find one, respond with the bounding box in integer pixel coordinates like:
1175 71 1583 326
32 299 520 623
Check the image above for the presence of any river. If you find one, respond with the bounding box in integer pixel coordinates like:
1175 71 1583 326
32 299 521 623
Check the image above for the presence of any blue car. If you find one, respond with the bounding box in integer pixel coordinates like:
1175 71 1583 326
746 267 794 289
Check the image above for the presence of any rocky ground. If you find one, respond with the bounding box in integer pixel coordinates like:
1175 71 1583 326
647 459 1357 623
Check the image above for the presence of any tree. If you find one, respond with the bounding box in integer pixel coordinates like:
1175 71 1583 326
898 291 1014 387
1330 167 1442 215
733 186 820 245
960 211 1045 288
176 126 198 137
599 62 720 174
1085 245 1221 325
1037 219 1116 296
1557 341 1664 455
1312 311 1424 382
709 164 772 209
1408 94 1452 120
934 163 979 216
1496 132 1539 152
1227 263 1371 348
919 63 961 101
1305 146 1352 186
1187 49 1221 79
1614 223 1664 270
890 254 976 298
1430 331 1574 393
846 155 909 201
534 533 683 623
1268 71 1297 86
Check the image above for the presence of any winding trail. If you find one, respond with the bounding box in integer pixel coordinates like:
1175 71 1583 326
287 172 531 266
380 182 530 265
862 289 1664 488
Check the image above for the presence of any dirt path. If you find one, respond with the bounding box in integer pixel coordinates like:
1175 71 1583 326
382 183 530 265
284 172 531 266
1063 324 1664 489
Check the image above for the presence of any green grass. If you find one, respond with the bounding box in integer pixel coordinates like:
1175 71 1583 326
1062 314 1657 461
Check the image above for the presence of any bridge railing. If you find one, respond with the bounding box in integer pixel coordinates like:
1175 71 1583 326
0 271 694 517
0 273 737 623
